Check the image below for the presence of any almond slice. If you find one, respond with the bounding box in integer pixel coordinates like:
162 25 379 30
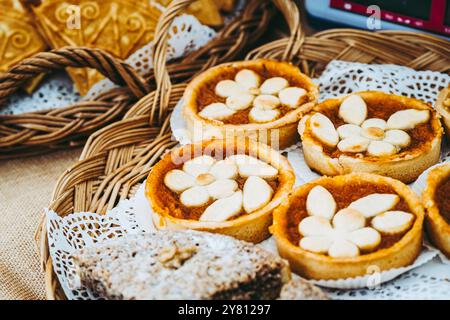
386 109 430 130
361 127 385 141
337 124 362 139
207 179 238 200
371 211 414 234
299 237 332 254
339 95 368 125
337 136 370 153
215 80 243 98
367 141 397 157
332 208 366 232
279 87 307 108
243 176 274 213
180 186 210 207
347 227 381 251
253 95 280 110
310 113 339 147
235 69 261 90
383 130 411 148
349 194 400 218
196 173 215 186
361 118 387 130
209 160 238 180
328 239 360 258
259 77 289 95
229 155 278 179
249 107 280 123
226 93 254 111
306 186 336 220
298 216 333 237
183 155 216 178
164 170 196 193
199 103 235 120
199 191 243 222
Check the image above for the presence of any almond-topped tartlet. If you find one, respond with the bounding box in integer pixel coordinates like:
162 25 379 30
145 138 295 243
183 60 319 150
423 163 450 258
298 91 443 183
436 86 450 136
271 173 424 280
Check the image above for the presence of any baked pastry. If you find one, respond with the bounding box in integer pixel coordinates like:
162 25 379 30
271 173 424 280
73 231 292 300
0 0 47 92
298 91 443 183
146 138 295 243
422 163 450 258
436 86 450 136
277 276 328 300
156 0 227 26
28 0 161 95
183 60 319 150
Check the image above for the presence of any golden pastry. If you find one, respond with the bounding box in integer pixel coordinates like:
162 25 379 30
28 0 162 95
146 138 295 243
183 59 319 150
271 173 424 280
0 0 47 92
298 91 443 183
156 0 224 27
423 163 450 258
435 86 450 136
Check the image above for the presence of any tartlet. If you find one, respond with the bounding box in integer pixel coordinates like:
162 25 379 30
146 138 295 243
271 173 424 280
436 86 450 136
422 163 450 258
183 59 319 150
298 91 443 183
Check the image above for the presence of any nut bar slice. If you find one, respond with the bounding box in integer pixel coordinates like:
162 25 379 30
73 231 291 300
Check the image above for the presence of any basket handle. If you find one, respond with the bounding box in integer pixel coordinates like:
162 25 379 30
149 0 303 126
0 47 150 106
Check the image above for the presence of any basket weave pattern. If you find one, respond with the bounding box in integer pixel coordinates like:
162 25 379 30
0 0 273 159
40 0 450 300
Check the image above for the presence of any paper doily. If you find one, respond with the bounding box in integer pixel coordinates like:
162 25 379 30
47 182 450 300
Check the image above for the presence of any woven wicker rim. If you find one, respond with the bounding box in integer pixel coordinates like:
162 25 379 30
0 0 273 159
41 0 450 300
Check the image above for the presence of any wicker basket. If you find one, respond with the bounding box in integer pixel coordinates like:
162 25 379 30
40 0 450 300
0 0 273 159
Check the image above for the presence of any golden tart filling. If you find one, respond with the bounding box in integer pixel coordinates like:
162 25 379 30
272 173 424 280
423 163 450 258
285 182 414 258
159 154 280 222
194 62 316 124
299 91 443 183
146 138 295 243
183 60 318 150
435 174 450 224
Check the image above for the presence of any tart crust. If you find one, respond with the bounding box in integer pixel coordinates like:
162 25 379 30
435 86 450 136
271 173 424 280
146 138 295 243
298 91 443 184
422 163 450 258
183 59 319 150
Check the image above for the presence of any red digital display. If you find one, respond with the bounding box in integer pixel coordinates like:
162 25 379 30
330 0 450 36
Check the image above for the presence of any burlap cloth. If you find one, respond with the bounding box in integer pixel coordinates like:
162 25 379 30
0 149 81 300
